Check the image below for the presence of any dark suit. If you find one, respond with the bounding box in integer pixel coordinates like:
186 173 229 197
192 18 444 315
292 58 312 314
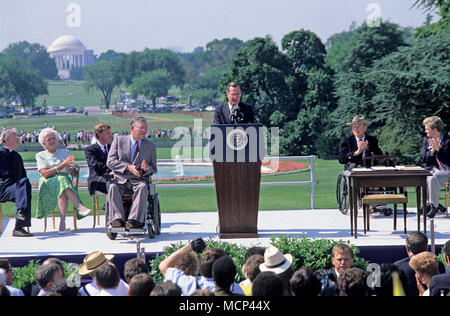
419 134 450 207
338 134 383 167
429 270 450 296
0 147 32 229
213 102 255 125
420 134 450 171
84 143 111 195
394 256 447 297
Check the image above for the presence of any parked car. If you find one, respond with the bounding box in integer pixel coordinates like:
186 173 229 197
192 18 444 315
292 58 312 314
66 107 76 113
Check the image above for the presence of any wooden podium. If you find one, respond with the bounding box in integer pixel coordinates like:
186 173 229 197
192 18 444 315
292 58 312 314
209 124 265 239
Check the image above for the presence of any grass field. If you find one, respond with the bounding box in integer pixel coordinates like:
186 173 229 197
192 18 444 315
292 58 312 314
34 80 119 108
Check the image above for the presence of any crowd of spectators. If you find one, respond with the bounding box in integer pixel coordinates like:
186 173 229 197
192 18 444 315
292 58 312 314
1 234 449 297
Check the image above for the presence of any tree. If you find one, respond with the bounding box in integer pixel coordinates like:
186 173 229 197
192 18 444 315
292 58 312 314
0 54 48 108
84 60 122 109
3 41 58 80
363 33 450 161
129 69 173 111
329 21 408 139
219 36 292 127
414 0 450 38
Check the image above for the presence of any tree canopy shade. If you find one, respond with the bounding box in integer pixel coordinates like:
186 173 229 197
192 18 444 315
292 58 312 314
2 41 58 80
83 60 122 109
129 69 173 111
0 54 48 108
364 33 450 159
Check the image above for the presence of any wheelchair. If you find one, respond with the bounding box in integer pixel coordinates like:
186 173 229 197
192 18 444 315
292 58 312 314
105 182 161 240
336 173 349 215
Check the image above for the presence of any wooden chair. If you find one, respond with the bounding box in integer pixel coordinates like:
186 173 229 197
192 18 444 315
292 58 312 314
91 191 105 228
361 155 408 234
44 166 81 232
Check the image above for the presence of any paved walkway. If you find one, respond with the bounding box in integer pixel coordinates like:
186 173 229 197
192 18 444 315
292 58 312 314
1 209 449 258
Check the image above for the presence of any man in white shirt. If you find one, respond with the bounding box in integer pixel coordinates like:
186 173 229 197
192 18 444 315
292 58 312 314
0 260 24 296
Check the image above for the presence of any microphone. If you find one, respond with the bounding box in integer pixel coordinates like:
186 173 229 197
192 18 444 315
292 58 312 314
229 105 244 124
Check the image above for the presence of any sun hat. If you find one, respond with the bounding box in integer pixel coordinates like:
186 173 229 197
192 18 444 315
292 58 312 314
346 115 371 126
259 246 293 275
78 251 115 276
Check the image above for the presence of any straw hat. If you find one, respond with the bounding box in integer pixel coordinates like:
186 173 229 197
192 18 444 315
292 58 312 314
259 246 293 275
78 251 115 276
346 115 371 126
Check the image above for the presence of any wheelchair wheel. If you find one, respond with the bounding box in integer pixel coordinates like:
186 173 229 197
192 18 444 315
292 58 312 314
146 193 161 239
336 174 349 215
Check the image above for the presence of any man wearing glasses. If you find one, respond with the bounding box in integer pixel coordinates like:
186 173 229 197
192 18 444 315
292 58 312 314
106 117 157 230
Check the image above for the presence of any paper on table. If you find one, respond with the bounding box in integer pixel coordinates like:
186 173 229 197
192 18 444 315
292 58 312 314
371 166 397 171
352 167 373 172
395 166 424 171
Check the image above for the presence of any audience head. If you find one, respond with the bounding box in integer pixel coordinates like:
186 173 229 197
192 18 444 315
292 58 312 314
442 240 450 266
35 263 64 291
423 116 444 134
290 267 322 296
128 273 155 296
124 258 149 283
200 248 227 278
331 244 354 275
252 271 284 296
51 278 79 296
150 281 182 296
0 259 13 286
95 264 120 290
405 232 428 256
79 251 115 277
177 250 200 277
313 269 338 296
212 256 237 290
409 251 439 285
338 267 368 296
243 254 264 283
259 246 292 275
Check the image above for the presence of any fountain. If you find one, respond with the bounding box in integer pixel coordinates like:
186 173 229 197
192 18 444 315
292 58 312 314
173 155 184 177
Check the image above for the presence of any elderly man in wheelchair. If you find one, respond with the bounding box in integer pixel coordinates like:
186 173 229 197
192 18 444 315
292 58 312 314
104 117 161 240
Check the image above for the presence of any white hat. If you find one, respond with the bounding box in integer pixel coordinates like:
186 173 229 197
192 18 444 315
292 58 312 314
259 246 293 275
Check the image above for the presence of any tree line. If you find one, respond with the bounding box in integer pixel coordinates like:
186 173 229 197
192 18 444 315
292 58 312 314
0 0 448 162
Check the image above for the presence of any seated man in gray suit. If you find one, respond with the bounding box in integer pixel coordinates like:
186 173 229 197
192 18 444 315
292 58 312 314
106 117 157 230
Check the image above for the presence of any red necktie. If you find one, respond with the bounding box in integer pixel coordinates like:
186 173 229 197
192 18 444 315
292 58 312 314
133 142 139 161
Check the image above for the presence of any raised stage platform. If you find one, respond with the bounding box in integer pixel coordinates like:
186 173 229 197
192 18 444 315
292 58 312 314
1 209 449 265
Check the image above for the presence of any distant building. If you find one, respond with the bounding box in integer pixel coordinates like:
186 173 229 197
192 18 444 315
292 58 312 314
48 35 96 80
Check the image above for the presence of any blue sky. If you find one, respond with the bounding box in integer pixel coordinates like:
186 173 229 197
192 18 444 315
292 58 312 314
0 0 434 54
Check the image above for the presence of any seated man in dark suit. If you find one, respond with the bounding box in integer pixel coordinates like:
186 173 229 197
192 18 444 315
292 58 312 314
338 115 383 169
213 82 255 124
84 123 113 195
394 232 446 296
0 129 33 237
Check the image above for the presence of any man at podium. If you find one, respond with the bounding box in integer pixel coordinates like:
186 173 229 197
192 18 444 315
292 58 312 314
214 82 255 124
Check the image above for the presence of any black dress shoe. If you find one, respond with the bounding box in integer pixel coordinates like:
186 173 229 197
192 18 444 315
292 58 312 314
12 228 33 237
15 209 26 221
111 219 124 228
126 220 144 230
427 205 439 218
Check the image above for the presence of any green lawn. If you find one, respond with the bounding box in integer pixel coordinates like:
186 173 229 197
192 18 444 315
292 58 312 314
34 80 119 108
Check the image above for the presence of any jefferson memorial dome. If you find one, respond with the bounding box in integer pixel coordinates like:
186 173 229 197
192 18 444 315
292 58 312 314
48 35 95 79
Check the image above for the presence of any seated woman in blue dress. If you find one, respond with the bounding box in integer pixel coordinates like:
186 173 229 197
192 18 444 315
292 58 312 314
35 128 91 234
